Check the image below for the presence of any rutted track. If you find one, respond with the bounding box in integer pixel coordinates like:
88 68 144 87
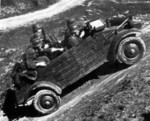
0 0 87 32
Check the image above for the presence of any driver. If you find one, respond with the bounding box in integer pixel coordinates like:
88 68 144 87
31 24 64 59
62 18 84 49
31 24 53 48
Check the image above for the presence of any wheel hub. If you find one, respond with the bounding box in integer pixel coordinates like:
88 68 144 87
40 95 54 109
124 43 139 58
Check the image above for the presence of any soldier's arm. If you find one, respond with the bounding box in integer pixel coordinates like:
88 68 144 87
42 47 64 53
44 35 54 47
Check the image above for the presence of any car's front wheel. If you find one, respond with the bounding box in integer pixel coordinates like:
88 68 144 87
117 36 146 65
33 89 60 115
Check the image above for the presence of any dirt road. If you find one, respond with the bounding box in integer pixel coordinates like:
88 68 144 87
0 0 87 32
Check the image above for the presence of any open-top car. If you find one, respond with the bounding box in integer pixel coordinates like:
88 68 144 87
9 15 146 115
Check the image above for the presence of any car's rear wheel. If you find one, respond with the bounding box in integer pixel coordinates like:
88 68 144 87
33 89 60 115
117 36 146 65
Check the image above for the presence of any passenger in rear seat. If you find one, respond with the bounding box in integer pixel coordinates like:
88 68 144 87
31 24 64 59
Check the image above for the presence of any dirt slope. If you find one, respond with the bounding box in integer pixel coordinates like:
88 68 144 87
0 0 87 32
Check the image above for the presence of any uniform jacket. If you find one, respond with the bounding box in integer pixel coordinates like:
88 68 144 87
25 46 50 70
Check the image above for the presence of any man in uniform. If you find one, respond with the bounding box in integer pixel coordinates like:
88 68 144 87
27 32 50 69
62 18 76 49
32 24 62 48
62 18 83 49
11 29 64 89
11 32 50 89
28 31 64 66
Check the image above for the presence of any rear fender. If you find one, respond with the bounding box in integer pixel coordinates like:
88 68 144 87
107 28 141 63
24 81 62 103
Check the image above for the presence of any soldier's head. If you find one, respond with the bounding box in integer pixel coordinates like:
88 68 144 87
32 24 44 34
67 18 76 27
30 32 44 48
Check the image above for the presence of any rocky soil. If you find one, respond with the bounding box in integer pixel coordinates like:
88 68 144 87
0 0 58 19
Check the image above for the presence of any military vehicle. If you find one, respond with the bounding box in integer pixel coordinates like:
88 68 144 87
11 15 146 115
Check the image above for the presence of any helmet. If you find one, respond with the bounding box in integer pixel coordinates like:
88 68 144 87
32 24 42 33
30 32 43 48
67 18 76 26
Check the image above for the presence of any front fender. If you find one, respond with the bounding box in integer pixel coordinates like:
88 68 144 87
24 81 62 103
107 28 141 63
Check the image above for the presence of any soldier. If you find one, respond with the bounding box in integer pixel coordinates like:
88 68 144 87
67 25 81 47
29 31 64 62
31 24 65 58
11 31 64 89
11 32 50 89
31 24 52 48
32 24 62 48
27 32 50 69
63 18 76 43
62 18 83 49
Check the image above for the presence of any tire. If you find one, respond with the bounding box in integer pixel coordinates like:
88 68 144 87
117 36 146 65
33 89 60 115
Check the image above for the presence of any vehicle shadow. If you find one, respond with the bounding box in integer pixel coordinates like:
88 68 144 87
2 89 41 121
95 61 129 76
62 61 129 96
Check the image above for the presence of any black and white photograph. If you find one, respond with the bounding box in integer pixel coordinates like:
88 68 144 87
0 0 150 121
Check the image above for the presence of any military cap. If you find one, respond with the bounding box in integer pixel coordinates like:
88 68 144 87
32 24 42 33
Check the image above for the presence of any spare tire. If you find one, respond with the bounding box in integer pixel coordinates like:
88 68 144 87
117 36 146 65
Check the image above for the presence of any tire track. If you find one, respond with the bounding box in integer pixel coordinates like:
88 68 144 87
0 0 87 32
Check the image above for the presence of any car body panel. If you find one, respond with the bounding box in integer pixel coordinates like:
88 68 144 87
37 33 111 89
23 81 62 103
